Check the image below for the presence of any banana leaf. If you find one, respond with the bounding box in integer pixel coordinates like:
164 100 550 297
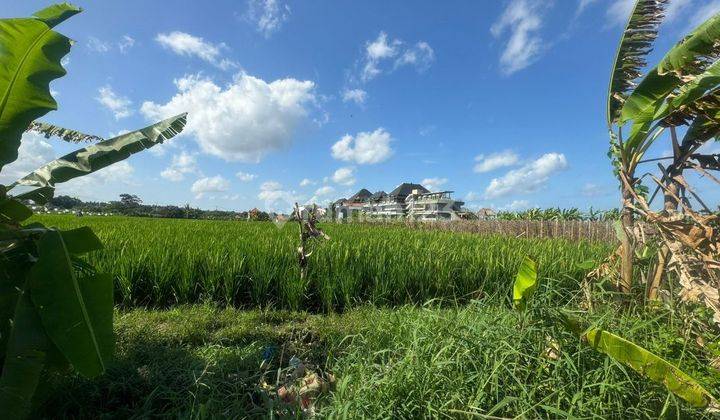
513 256 537 311
562 312 719 410
26 120 104 143
621 12 720 125
8 113 187 199
0 3 80 171
607 0 668 125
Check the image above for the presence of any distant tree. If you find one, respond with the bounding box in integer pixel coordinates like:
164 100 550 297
119 193 142 207
50 195 82 209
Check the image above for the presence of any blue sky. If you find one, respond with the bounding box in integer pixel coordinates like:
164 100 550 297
3 0 720 212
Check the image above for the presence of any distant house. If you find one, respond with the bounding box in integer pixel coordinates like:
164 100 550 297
476 208 497 220
329 182 466 221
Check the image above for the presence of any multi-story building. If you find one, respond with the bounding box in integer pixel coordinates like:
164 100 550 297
330 182 466 221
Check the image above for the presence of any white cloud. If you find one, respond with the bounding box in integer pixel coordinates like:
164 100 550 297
87 36 111 53
307 185 336 205
484 152 568 198
342 88 367 105
502 199 531 211
331 167 356 186
258 180 299 211
141 73 316 162
299 178 315 187
606 0 634 27
118 35 135 53
236 171 257 181
191 175 230 198
246 0 291 38
160 151 198 182
395 41 435 72
60 161 137 201
490 0 545 75
464 191 483 202
87 35 135 54
421 177 448 191
689 1 720 28
0 132 55 184
359 32 434 82
473 150 519 173
155 31 236 70
331 128 393 165
97 85 133 120
419 125 436 136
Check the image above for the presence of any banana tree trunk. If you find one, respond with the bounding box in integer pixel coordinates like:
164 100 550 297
620 181 634 293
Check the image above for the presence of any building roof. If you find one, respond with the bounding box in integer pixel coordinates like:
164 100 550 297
389 183 429 198
369 190 387 201
348 188 372 202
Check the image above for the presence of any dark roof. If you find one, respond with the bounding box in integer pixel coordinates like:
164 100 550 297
389 183 429 198
332 198 346 206
348 188 372 202
369 190 387 200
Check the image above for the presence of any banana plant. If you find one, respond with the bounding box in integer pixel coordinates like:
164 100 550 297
561 312 719 411
0 4 186 417
607 1 720 292
513 256 537 311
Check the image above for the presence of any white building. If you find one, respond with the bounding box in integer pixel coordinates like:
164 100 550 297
330 182 466 221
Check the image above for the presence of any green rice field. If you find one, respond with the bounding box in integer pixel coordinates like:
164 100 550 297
33 215 613 311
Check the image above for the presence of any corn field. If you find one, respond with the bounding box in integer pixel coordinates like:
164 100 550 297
34 215 612 311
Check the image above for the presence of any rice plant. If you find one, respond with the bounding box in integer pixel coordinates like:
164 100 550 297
32 215 613 311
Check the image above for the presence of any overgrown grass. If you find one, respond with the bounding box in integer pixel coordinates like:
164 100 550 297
36 302 720 418
33 215 612 311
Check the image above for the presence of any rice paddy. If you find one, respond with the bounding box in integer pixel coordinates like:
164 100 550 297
33 215 613 311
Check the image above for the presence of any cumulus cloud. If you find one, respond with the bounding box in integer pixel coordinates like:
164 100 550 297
141 73 316 162
342 88 367 105
0 132 55 184
331 128 393 165
155 31 236 70
97 85 133 120
61 161 137 202
474 150 519 173
236 171 257 181
490 0 545 75
160 151 198 182
246 0 291 38
331 167 356 186
299 178 315 187
191 175 230 198
484 153 567 198
358 32 435 82
421 177 448 191
258 180 299 211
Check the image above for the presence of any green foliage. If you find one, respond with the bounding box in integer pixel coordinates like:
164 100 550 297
513 256 537 310
31 215 611 311
0 3 78 170
562 312 719 410
32 304 720 418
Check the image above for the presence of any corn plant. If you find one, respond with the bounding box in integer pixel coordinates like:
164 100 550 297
0 4 186 417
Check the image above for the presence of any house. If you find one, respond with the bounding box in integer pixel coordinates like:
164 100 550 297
329 182 467 221
476 208 497 220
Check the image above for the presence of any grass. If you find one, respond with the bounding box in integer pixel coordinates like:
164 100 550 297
32 215 612 311
36 302 720 418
